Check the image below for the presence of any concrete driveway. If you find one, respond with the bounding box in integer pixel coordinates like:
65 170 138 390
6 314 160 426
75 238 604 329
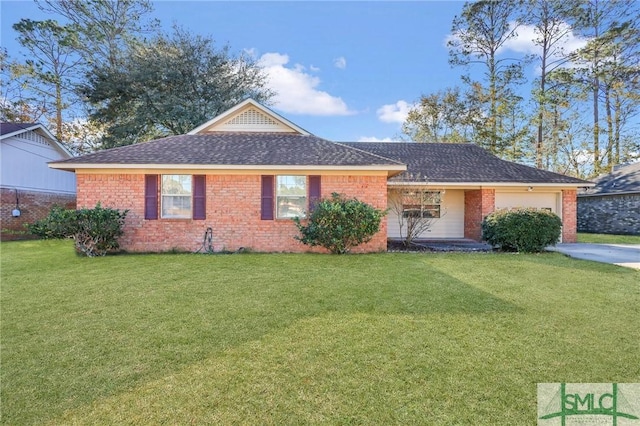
548 243 640 270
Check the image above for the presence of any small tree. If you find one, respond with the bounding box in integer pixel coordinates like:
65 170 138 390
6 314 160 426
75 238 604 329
28 203 128 256
389 189 444 247
294 193 385 254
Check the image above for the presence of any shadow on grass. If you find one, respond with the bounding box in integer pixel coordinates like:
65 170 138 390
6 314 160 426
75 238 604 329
1 243 520 425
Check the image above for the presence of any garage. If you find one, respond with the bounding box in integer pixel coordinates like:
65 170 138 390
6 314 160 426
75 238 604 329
495 191 560 214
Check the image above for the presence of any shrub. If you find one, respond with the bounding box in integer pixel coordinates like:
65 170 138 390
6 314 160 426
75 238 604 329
294 193 386 254
28 203 128 257
482 208 562 253
26 205 77 239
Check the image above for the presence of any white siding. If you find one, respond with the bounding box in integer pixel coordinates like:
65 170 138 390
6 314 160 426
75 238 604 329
388 189 465 239
1 134 75 194
495 192 560 214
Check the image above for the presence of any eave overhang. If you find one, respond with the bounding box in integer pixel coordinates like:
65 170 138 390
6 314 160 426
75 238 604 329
387 181 595 189
49 162 407 177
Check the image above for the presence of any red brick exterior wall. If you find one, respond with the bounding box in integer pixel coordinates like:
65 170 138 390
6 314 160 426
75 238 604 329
561 189 577 243
1 188 76 241
464 188 495 241
76 173 388 253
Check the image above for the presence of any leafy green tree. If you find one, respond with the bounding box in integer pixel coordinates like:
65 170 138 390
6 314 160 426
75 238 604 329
523 0 579 168
35 0 156 69
567 0 639 174
448 0 528 157
12 19 83 140
0 48 48 123
402 87 475 143
82 27 273 147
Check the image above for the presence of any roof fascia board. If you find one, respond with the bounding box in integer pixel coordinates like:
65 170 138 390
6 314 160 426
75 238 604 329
49 163 407 172
0 124 42 140
388 181 594 188
187 98 311 136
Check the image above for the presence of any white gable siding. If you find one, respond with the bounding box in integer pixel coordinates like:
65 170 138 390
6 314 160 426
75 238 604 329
387 189 465 239
1 133 75 194
214 108 296 132
188 99 310 135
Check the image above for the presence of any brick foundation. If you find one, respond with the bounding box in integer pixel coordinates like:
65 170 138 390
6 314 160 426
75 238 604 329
1 188 76 241
464 189 495 241
76 173 388 253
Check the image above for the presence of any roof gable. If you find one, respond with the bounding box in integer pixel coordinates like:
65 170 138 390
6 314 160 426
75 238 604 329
0 122 73 158
188 99 310 135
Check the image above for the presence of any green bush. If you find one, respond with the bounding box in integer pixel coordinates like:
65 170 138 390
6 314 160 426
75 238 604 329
27 205 77 239
28 203 128 257
294 193 386 254
482 208 562 253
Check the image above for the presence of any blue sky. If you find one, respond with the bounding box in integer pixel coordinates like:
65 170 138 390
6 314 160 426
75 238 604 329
1 1 469 142
2 1 579 143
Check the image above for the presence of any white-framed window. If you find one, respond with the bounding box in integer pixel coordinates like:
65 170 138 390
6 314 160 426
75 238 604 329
276 175 307 219
161 175 192 218
401 191 442 218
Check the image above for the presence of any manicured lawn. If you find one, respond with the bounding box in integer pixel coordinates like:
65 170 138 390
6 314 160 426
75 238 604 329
1 240 638 425
577 232 640 244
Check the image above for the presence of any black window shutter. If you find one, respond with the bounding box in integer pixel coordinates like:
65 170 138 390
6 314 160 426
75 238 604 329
261 175 274 220
309 175 321 212
193 175 206 220
144 175 159 220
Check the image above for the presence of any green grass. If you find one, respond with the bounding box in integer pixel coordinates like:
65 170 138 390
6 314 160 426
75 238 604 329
1 240 638 425
577 232 640 244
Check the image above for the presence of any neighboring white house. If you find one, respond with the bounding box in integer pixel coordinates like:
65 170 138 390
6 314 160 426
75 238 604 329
1 123 76 240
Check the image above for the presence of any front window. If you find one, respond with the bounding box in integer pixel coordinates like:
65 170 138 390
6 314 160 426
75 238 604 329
161 175 192 218
401 191 441 219
276 175 306 218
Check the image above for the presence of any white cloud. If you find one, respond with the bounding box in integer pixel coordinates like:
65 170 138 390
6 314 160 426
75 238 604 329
503 22 589 74
502 22 588 57
258 52 353 116
357 136 400 142
446 21 588 72
333 56 347 69
377 100 413 124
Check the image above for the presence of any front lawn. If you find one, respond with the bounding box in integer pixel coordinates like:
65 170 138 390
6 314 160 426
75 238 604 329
1 240 638 425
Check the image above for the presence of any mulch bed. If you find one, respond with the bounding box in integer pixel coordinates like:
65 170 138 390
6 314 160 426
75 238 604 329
387 240 494 253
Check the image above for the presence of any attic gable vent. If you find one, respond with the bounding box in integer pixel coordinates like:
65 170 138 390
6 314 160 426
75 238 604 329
19 130 49 146
210 107 296 133
227 109 279 127
188 99 308 135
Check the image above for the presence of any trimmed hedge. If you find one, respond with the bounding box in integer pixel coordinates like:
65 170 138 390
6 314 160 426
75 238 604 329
294 193 385 254
28 203 128 257
482 208 562 253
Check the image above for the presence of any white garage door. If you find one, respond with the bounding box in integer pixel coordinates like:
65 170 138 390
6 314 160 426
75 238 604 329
495 192 559 214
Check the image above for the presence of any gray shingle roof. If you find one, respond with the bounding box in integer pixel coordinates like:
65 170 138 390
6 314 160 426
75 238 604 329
0 122 39 136
342 142 590 184
580 162 640 195
51 133 405 167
